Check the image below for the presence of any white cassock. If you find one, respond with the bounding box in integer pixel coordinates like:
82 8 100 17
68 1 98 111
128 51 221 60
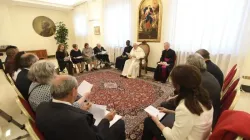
121 47 145 78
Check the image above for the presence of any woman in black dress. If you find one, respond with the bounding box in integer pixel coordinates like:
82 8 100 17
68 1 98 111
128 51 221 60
70 44 85 73
56 44 73 75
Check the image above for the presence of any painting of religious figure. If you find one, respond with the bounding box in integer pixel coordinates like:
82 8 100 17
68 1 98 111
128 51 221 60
33 16 56 37
138 0 162 42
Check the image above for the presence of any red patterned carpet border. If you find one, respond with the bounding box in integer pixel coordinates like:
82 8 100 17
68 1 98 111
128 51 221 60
75 69 174 140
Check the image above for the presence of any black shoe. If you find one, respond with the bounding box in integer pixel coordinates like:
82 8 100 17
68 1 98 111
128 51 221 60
161 81 166 83
80 71 84 73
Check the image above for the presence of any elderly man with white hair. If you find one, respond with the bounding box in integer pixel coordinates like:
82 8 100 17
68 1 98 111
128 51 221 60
93 43 111 67
154 42 176 83
36 75 126 140
121 43 145 78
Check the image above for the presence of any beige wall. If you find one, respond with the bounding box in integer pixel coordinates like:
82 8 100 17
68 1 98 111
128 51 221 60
0 4 74 57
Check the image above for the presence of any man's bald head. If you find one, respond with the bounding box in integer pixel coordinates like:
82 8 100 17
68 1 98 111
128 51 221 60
20 53 39 68
196 49 210 60
164 42 170 50
51 75 78 100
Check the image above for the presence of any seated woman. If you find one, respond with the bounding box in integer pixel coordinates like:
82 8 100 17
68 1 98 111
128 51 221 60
12 51 25 81
56 44 73 75
70 44 85 73
82 43 97 71
28 61 86 112
142 65 213 140
154 42 176 83
115 40 133 70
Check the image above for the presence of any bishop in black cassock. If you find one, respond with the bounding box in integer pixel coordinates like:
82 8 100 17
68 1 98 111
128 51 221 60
154 42 176 83
115 40 133 70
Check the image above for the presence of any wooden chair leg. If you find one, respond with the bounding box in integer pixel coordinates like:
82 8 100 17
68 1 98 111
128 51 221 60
139 65 142 77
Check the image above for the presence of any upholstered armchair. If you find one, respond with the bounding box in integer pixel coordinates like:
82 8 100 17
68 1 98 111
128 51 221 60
139 42 150 77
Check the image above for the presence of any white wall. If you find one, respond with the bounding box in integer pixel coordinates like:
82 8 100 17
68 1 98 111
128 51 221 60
72 0 103 50
0 4 74 57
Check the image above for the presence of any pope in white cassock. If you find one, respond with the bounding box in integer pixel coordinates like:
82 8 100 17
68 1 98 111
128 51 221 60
121 43 145 78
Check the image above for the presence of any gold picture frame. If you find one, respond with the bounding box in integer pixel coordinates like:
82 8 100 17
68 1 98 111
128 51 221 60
94 26 100 35
137 0 162 42
32 16 56 37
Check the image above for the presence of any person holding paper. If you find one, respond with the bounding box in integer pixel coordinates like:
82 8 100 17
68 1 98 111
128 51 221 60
56 44 74 75
115 40 133 70
94 43 111 67
154 42 176 83
28 61 86 111
82 43 98 71
142 65 213 140
121 43 145 78
36 75 125 140
70 44 85 73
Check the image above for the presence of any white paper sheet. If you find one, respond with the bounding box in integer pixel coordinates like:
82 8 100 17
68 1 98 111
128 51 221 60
90 105 122 127
144 105 166 120
89 104 107 126
77 80 93 96
105 111 122 127
76 56 83 59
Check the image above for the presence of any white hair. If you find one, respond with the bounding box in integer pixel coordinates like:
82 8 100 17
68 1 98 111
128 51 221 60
186 53 207 71
28 60 55 84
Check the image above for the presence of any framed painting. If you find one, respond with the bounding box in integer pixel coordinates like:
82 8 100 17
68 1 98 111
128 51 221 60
137 0 162 42
94 26 100 35
32 16 56 37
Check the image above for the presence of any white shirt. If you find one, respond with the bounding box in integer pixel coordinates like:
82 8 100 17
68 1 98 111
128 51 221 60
162 100 213 140
12 69 21 81
52 99 72 106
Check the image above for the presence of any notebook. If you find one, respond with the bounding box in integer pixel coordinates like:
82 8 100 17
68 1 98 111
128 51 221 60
144 105 166 120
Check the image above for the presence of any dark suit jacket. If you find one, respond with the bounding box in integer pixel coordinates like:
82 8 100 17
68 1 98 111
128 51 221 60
94 47 106 55
201 71 221 129
122 46 132 57
36 102 110 140
206 60 224 88
160 49 176 68
16 69 32 100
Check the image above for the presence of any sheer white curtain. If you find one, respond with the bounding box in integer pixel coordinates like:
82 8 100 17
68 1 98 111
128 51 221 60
103 0 132 62
72 3 89 49
167 0 250 75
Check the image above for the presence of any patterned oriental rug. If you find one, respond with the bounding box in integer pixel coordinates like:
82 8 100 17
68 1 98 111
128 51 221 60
75 70 174 140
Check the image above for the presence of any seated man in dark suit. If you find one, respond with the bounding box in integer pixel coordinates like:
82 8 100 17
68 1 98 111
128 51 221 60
115 40 133 70
16 53 39 100
160 54 221 129
94 43 111 67
196 49 224 88
36 75 126 140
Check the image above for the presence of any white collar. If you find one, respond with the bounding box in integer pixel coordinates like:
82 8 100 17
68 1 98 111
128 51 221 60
52 99 72 106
